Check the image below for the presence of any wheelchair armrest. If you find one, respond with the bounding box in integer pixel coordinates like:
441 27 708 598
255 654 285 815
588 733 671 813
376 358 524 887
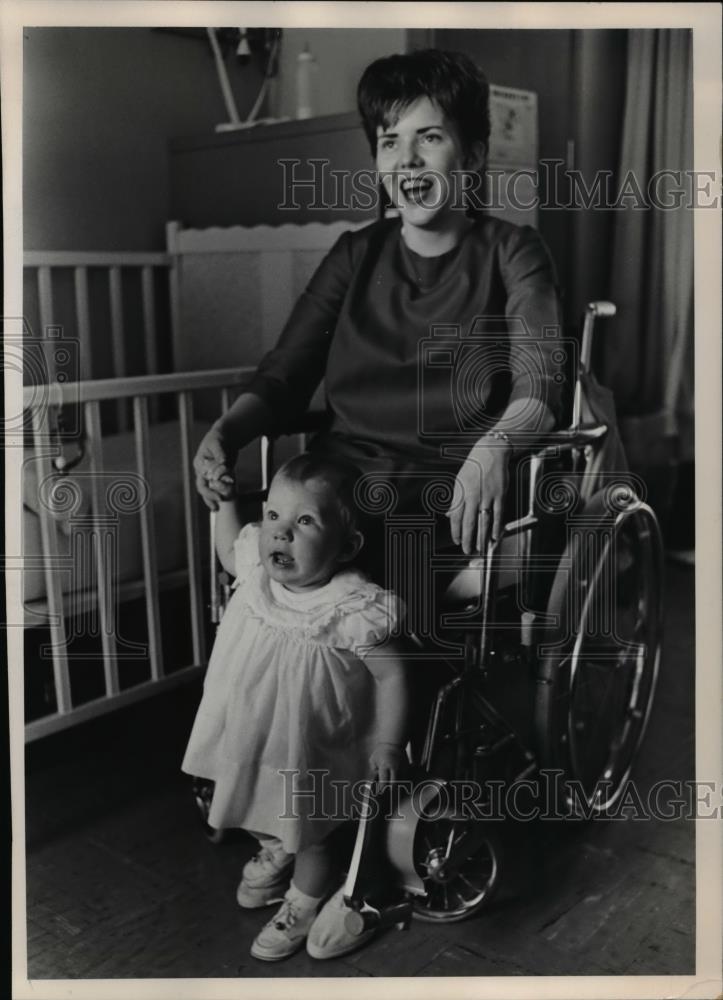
536 423 608 456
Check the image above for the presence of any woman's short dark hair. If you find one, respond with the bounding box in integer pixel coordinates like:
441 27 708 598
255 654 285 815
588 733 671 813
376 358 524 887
276 452 363 532
357 49 490 160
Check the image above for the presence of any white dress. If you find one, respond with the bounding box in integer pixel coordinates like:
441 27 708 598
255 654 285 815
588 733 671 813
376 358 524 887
182 524 403 854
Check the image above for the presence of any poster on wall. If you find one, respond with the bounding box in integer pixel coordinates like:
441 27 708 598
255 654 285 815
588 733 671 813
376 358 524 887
488 84 539 166
487 84 539 226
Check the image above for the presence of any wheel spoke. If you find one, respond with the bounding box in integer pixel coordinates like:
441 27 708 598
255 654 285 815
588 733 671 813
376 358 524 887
444 827 455 860
459 864 490 889
458 873 481 893
464 862 493 885
413 816 498 922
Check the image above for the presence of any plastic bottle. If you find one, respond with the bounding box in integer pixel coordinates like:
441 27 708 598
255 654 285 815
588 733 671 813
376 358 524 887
296 44 315 119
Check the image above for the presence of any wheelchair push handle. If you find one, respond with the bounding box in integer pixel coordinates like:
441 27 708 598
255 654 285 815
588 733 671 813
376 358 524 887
580 300 616 374
587 300 616 318
572 300 617 430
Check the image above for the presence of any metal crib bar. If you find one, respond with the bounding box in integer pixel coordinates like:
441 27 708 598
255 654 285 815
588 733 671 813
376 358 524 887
85 399 120 697
31 405 72 715
25 250 170 268
37 266 57 382
133 395 164 681
73 266 93 380
166 221 183 372
209 387 233 625
108 267 127 430
140 266 159 422
22 368 257 407
177 390 205 665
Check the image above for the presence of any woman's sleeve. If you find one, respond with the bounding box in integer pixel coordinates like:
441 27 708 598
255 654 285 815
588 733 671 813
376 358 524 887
244 230 356 430
501 226 566 427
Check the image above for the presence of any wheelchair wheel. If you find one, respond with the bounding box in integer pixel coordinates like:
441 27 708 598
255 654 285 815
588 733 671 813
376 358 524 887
411 812 502 923
534 490 663 815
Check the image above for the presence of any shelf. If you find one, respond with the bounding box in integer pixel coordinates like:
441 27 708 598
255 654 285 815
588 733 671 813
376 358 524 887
170 110 364 154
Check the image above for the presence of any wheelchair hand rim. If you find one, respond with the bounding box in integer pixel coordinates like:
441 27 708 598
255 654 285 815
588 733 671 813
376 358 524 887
536 499 663 814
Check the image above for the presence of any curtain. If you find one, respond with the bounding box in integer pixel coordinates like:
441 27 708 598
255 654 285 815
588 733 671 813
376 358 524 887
603 29 694 465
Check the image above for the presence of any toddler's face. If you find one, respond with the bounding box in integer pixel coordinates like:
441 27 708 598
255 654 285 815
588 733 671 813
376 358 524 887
375 96 475 230
259 475 350 592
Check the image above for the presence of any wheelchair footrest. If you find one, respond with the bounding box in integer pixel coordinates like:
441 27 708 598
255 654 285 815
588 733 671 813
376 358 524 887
342 895 413 936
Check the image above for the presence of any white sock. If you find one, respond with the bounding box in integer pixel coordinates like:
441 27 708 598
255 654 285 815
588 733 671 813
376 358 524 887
287 880 324 911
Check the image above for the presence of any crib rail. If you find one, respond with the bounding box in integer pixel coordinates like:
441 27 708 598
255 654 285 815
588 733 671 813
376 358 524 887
24 249 177 429
22 367 256 742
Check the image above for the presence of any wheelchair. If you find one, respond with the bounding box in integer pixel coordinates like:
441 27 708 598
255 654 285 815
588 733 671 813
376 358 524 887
192 301 664 932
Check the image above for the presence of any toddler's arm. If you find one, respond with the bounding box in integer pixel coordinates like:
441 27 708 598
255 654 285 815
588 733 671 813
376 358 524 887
214 494 243 577
363 641 409 785
194 393 274 510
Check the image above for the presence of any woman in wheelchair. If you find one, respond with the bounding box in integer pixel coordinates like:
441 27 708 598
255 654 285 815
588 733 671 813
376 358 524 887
194 48 564 563
191 48 663 956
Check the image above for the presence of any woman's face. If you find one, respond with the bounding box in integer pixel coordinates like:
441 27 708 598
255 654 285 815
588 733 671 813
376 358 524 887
259 475 350 592
375 96 474 230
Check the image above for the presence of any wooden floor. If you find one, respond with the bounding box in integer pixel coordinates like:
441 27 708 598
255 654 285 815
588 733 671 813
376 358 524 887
23 562 695 980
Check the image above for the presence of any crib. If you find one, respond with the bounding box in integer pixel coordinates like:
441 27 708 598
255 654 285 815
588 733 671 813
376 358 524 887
21 219 361 741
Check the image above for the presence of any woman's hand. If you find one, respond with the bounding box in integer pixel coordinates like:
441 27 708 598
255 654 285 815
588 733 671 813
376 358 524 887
193 422 238 510
369 742 406 786
447 436 512 554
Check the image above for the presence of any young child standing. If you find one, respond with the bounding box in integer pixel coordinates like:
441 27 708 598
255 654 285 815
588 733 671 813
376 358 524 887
182 453 407 962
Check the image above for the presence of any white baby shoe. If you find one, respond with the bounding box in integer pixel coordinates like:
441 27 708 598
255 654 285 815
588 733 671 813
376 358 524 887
237 840 295 908
306 886 377 960
250 883 322 962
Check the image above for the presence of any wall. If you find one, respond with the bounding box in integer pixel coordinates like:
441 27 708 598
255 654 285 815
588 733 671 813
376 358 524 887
435 28 628 327
23 28 266 250
24 27 628 333
23 27 413 251
270 28 407 120
568 31 628 321
435 28 574 318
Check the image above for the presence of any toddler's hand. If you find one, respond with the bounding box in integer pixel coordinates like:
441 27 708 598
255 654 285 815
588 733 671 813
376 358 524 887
194 425 237 510
369 742 405 786
205 465 235 502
